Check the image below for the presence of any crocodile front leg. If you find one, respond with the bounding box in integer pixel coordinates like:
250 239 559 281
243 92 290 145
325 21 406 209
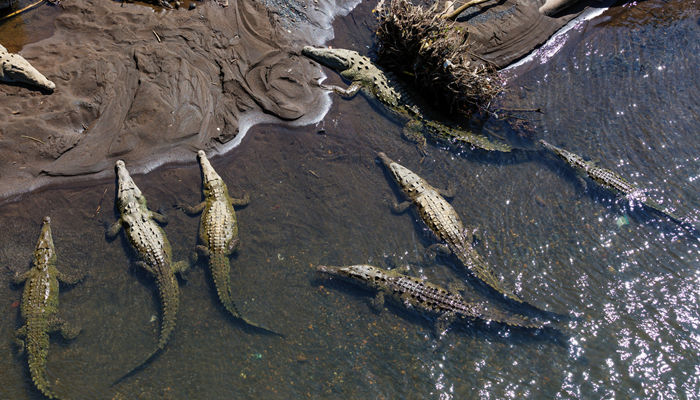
106 220 123 239
427 243 452 257
57 270 85 285
134 261 155 275
438 182 456 199
231 193 250 207
321 81 361 98
180 201 206 216
150 211 168 225
391 201 412 214
48 316 81 340
11 269 31 285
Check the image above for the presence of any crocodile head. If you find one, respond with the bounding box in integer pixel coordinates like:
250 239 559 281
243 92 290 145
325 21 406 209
301 46 356 72
377 152 422 196
0 45 56 92
539 140 585 166
114 160 145 211
197 150 226 197
316 264 390 289
33 216 56 268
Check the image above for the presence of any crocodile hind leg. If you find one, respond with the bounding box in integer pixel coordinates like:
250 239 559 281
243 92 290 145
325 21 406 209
48 316 81 340
14 326 27 354
231 193 250 207
226 238 240 254
172 260 190 281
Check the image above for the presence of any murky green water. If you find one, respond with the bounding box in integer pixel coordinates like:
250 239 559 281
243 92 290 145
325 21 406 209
1 1 699 399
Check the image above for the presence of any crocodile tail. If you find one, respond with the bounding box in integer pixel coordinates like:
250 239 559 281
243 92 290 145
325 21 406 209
111 347 163 386
209 253 284 337
155 271 180 350
112 271 179 386
452 241 524 304
489 311 544 330
209 252 237 315
473 303 544 329
27 333 59 399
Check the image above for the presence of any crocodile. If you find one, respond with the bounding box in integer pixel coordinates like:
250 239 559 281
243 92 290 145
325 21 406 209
12 217 83 399
107 160 189 384
377 151 524 303
316 264 545 332
301 45 512 154
539 140 692 229
1 44 56 92
181 150 281 335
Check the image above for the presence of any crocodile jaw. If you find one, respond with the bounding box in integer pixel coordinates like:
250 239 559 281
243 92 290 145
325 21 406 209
377 152 419 194
316 264 388 286
115 160 143 206
33 216 55 267
197 150 223 186
302 46 352 72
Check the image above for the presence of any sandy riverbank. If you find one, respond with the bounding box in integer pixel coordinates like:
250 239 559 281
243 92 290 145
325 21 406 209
0 0 606 201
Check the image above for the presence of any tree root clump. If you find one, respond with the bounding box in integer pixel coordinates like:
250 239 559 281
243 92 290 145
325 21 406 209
375 0 502 117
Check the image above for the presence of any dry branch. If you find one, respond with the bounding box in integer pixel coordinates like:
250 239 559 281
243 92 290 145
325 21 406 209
376 0 501 117
441 0 492 21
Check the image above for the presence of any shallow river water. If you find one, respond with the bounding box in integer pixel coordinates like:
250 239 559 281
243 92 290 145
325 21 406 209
1 0 698 399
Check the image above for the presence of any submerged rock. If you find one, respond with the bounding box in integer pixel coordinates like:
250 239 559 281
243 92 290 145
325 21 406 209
0 44 55 92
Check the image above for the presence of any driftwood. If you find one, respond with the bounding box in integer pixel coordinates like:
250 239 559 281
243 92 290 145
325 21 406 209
376 0 501 117
441 0 492 21
0 0 44 21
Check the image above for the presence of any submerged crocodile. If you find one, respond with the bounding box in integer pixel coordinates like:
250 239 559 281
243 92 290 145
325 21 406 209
539 140 692 229
182 151 281 335
317 264 544 332
377 152 524 303
12 217 83 399
301 46 511 154
107 160 189 384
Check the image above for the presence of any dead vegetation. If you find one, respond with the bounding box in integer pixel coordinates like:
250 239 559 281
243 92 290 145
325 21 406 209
375 0 502 117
